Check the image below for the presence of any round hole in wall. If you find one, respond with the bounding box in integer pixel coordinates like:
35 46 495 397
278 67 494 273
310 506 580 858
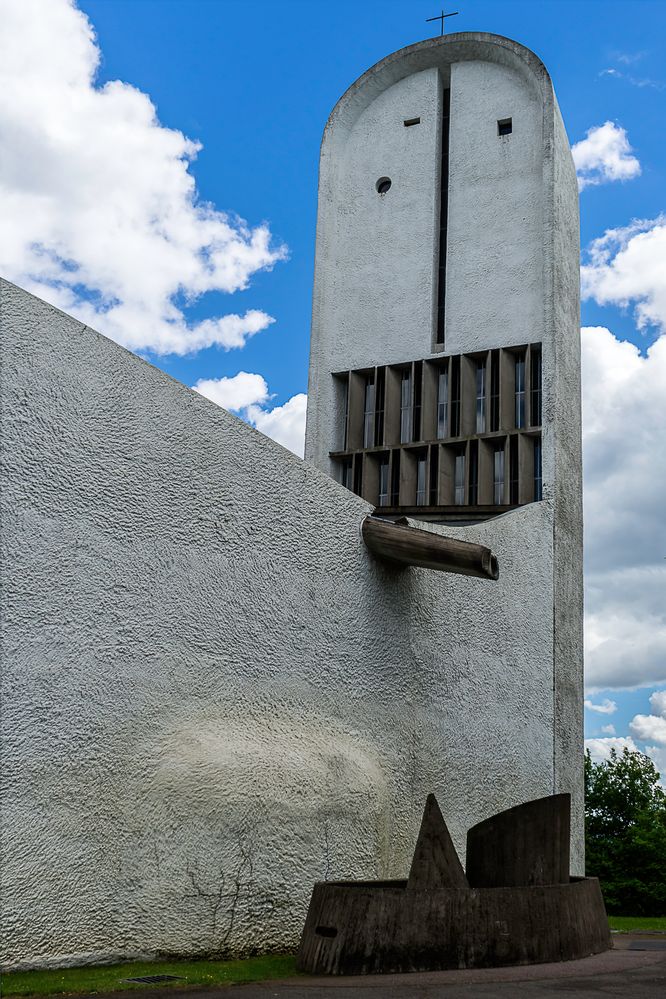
376 177 392 195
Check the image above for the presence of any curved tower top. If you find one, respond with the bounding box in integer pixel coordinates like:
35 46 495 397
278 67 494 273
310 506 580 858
304 30 579 527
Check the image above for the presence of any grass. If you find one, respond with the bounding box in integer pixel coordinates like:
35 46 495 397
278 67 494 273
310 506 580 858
6 919 666 997
608 915 666 933
1 954 299 997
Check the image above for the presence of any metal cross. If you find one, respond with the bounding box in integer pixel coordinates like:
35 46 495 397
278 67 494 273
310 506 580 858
426 8 459 36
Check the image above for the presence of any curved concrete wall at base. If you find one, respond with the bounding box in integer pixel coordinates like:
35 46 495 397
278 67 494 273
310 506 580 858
1 278 579 971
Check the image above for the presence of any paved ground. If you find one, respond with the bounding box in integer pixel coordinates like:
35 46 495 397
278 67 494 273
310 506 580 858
86 935 666 999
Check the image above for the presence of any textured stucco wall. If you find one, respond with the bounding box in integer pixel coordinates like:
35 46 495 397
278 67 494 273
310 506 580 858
2 278 565 970
445 57 544 354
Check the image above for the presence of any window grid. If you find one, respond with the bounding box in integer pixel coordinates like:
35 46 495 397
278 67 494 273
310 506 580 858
333 344 543 512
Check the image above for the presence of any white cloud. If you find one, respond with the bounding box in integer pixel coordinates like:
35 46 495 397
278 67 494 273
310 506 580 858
585 736 638 762
582 217 666 333
582 327 666 691
194 373 269 412
650 690 666 715
0 0 286 355
249 394 307 458
630 713 666 745
194 374 307 458
572 122 641 190
629 689 666 746
601 724 616 735
584 698 617 714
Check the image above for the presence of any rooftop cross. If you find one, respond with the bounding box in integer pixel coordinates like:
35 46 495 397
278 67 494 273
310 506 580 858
426 8 459 36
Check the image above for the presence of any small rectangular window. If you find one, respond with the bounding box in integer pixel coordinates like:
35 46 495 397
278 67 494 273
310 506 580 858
469 440 478 505
530 348 542 427
416 455 427 506
515 355 526 429
390 451 400 506
400 371 412 443
404 117 421 127
534 438 543 501
412 364 422 442
475 360 486 434
510 435 519 505
429 447 439 505
437 368 448 439
378 456 390 507
450 356 461 437
454 450 465 505
490 350 500 433
498 117 512 136
353 455 363 496
375 367 385 444
493 445 505 505
363 376 375 448
341 458 353 492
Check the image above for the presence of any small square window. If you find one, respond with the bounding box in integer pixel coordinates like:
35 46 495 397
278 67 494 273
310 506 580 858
404 117 421 127
498 118 512 136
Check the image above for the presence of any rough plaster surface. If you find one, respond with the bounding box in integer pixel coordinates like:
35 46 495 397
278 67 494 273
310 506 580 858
305 33 583 861
2 278 570 970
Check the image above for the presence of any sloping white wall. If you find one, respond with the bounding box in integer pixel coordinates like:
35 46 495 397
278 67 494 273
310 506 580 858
1 278 571 971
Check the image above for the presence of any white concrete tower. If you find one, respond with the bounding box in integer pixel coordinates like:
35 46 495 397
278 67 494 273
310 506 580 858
305 33 583 861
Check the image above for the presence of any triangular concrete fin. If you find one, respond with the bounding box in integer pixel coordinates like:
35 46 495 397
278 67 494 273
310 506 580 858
407 793 468 890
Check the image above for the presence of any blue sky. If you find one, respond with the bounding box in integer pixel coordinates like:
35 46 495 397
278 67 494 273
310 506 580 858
79 0 666 390
1 0 665 773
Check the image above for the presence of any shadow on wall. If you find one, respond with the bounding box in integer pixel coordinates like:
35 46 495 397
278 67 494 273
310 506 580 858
130 706 393 957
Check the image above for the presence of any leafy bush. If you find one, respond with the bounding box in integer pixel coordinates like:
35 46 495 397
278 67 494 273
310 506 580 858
585 747 666 916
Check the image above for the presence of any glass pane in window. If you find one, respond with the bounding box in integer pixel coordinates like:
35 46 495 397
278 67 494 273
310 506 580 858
378 457 390 506
515 357 525 429
534 438 543 501
530 349 542 426
493 446 505 504
476 360 486 434
363 378 375 448
400 372 412 443
416 457 427 506
454 453 465 504
437 369 448 438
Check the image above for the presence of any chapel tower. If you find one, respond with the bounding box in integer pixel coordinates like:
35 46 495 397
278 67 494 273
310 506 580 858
305 32 580 526
304 33 584 866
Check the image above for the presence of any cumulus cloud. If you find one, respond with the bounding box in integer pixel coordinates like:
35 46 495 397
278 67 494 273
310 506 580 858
194 372 269 412
194 374 307 458
584 698 617 715
629 690 666 746
601 724 616 735
0 0 286 355
248 394 308 458
582 217 666 333
584 736 638 762
572 122 641 190
582 327 666 691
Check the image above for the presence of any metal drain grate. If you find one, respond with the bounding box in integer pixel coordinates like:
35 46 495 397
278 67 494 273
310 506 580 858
123 975 184 984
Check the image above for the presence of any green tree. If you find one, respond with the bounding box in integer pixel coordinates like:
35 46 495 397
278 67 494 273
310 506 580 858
585 747 666 915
